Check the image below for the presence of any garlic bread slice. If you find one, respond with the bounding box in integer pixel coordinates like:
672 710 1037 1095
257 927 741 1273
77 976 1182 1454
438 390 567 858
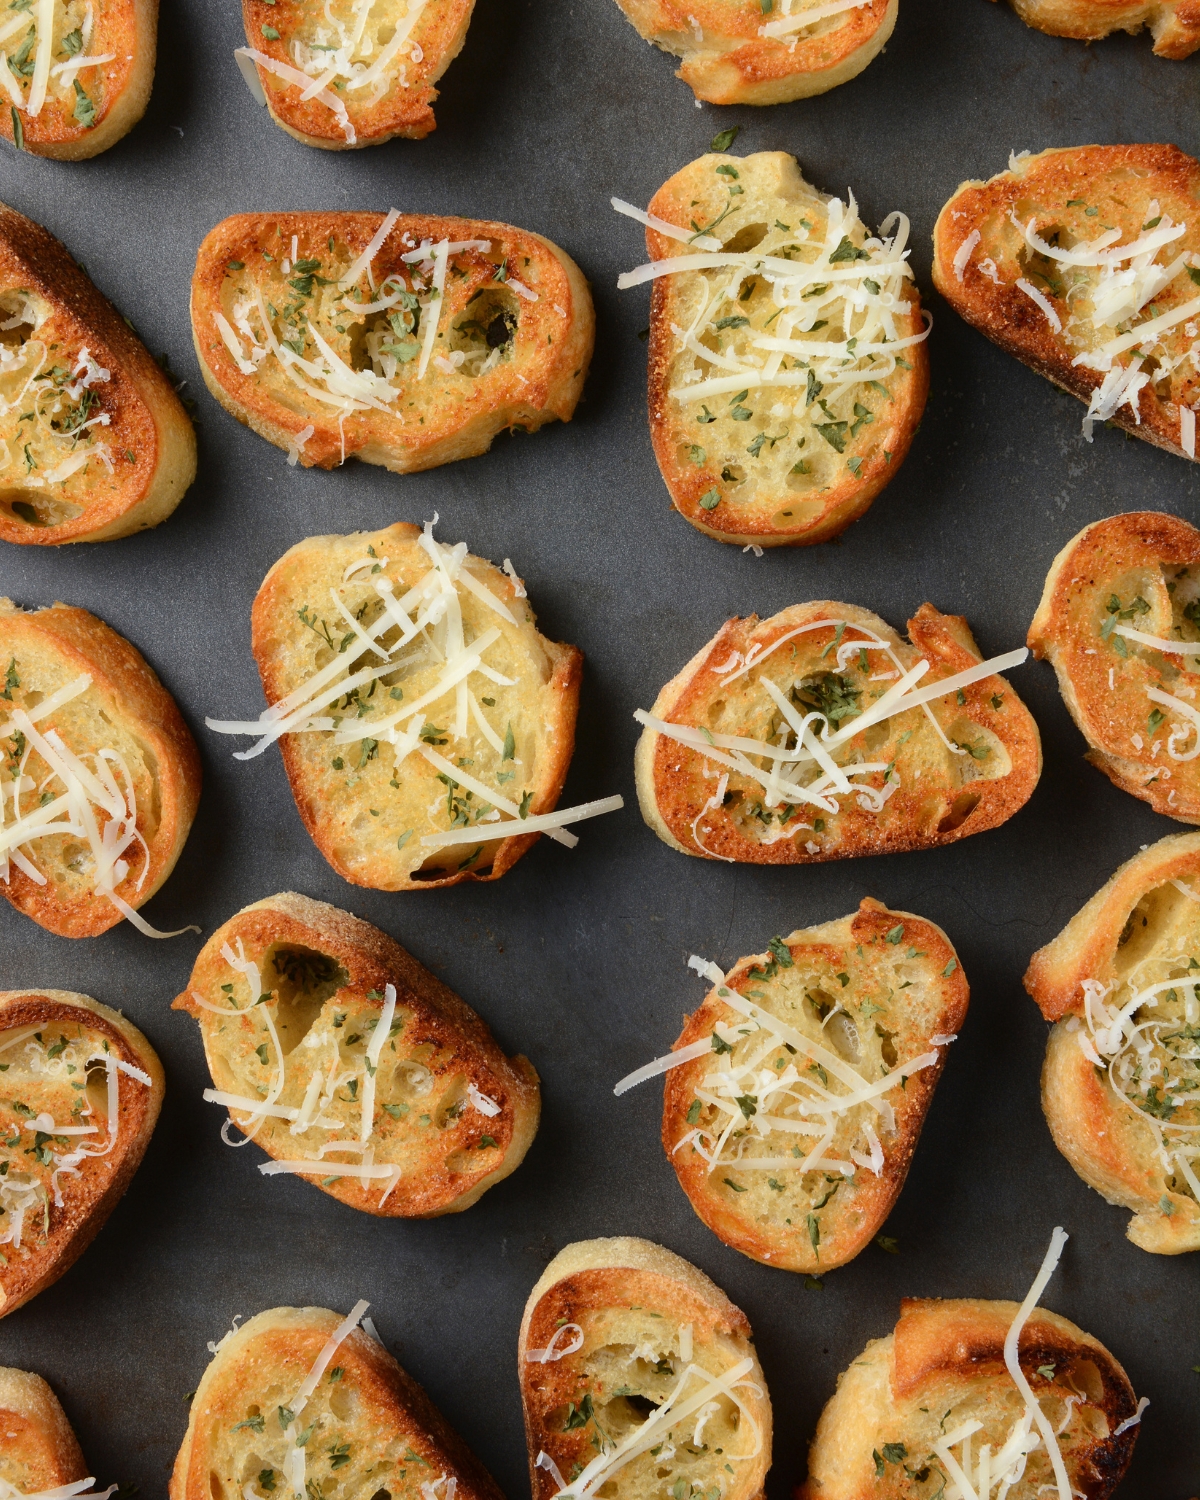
191 211 593 474
0 201 195 544
621 152 928 546
519 1237 771 1500
988 0 1200 56
933 144 1200 459
174 890 539 1216
0 990 164 1319
1025 832 1200 1253
0 1367 89 1491
634 601 1040 864
172 1301 506 1500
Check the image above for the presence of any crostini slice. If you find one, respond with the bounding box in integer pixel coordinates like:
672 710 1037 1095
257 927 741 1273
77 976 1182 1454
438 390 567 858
172 1300 507 1500
0 990 164 1320
191 211 593 474
174 890 540 1216
1025 832 1200 1253
206 522 621 890
616 151 929 546
519 1237 772 1500
0 598 200 938
609 0 895 105
0 1366 93 1493
1029 510 1200 823
634 601 1039 864
615 900 968 1274
236 0 474 148
0 201 195 545
799 1230 1143 1500
933 144 1200 459
987 0 1200 57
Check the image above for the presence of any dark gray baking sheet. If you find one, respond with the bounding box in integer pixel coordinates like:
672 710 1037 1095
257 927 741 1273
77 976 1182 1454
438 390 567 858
1 0 1198 1491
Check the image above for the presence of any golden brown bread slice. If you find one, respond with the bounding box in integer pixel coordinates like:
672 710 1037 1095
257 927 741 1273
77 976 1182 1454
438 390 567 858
0 989 164 1320
625 151 929 547
1028 510 1200 823
618 899 967 1275
519 1237 772 1500
609 0 895 104
0 1366 90 1492
932 144 1200 460
1024 832 1200 1253
171 1301 507 1500
987 0 1200 56
237 0 474 147
634 601 1040 864
173 890 540 1217
0 200 195 544
0 598 200 938
190 211 593 474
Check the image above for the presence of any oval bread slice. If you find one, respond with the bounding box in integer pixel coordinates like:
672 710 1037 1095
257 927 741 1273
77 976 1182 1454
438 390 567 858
988 0 1200 56
0 1366 89 1491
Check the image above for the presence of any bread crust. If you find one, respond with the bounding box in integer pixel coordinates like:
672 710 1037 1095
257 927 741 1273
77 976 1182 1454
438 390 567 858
989 0 1200 56
190 212 593 475
173 890 540 1217
0 1366 88 1490
635 601 1041 864
612 0 895 103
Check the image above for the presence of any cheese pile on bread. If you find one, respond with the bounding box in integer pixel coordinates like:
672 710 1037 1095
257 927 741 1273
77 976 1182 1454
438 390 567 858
988 0 1200 56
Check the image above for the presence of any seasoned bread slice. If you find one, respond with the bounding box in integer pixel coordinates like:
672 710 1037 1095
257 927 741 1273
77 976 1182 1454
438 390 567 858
171 1301 506 1500
988 0 1200 56
191 211 593 475
1028 511 1200 823
0 1367 88 1491
0 201 195 544
626 152 928 547
626 900 967 1274
932 144 1200 460
610 0 895 104
1024 832 1200 1253
519 1237 772 1500
0 0 156 159
237 0 474 148
174 890 540 1216
634 601 1040 864
0 989 164 1319
0 598 200 937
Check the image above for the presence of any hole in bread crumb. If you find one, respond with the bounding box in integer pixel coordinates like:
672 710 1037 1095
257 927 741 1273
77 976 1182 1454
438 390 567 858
265 946 347 1054
723 223 769 253
936 790 980 834
706 699 725 727
0 491 84 528
209 1472 227 1500
874 1024 898 1069
1066 1359 1105 1404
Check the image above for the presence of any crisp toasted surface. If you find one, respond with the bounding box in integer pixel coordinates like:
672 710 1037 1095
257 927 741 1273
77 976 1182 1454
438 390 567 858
0 200 194 543
932 144 1200 459
0 1366 88 1490
1028 511 1200 822
643 152 928 547
662 899 968 1273
0 598 201 937
1024 831 1200 1253
989 0 1200 56
171 1305 507 1500
635 601 1040 863
191 212 593 474
800 1297 1138 1499
0 990 164 1319
612 0 895 103
174 890 540 1217
241 0 474 147
519 1237 772 1500
239 523 582 890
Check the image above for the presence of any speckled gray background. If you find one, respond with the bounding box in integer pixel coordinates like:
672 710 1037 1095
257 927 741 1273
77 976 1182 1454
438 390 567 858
0 0 1197 1492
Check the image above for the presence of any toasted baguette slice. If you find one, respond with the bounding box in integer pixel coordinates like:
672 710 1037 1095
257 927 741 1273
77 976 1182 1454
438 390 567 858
239 0 474 147
519 1237 772 1500
639 152 928 547
799 1290 1139 1499
0 990 164 1318
172 1303 506 1500
174 891 540 1216
988 0 1200 56
655 900 967 1274
1024 832 1200 1253
932 144 1200 460
0 201 195 544
0 598 200 937
635 601 1040 864
0 1367 89 1491
191 211 593 474
611 0 895 103
1028 511 1200 822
